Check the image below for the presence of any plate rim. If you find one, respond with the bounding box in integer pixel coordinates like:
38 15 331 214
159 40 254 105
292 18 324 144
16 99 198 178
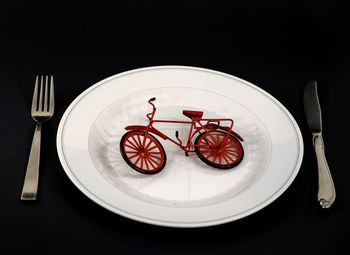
56 65 304 227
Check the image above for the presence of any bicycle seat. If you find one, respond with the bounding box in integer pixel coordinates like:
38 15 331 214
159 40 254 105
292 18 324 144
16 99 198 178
183 110 203 119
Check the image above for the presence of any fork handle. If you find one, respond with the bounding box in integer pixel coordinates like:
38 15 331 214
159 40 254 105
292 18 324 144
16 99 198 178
312 133 336 208
21 123 42 200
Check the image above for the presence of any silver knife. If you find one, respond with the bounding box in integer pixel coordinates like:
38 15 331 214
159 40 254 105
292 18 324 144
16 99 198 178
303 80 336 208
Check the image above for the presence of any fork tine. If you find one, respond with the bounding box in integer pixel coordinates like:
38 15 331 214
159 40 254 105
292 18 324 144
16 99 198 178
31 76 39 113
38 76 44 111
49 76 55 113
44 75 49 111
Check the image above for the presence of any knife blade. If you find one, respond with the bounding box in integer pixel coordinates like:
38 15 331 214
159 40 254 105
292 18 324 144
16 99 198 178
303 80 322 133
303 80 336 209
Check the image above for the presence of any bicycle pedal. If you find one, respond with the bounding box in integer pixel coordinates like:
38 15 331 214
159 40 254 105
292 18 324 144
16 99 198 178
185 152 189 157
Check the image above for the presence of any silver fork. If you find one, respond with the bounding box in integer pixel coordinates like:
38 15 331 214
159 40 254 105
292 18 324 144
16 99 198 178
21 75 55 200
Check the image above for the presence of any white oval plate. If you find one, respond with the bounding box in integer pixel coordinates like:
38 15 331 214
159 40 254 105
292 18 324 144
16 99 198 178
57 66 303 228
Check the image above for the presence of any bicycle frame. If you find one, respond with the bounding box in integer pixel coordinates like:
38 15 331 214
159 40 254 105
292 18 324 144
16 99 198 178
125 98 243 153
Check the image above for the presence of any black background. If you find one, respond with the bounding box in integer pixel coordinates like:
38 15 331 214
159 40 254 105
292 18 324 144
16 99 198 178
1 0 349 254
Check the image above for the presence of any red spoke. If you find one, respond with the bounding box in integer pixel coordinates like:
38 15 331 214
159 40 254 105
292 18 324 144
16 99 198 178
148 145 158 151
140 157 144 169
225 154 237 161
225 144 238 149
148 151 161 154
148 156 160 166
137 135 143 148
127 138 139 150
217 134 222 143
212 153 218 163
204 152 214 160
149 154 161 160
199 145 211 150
202 138 214 146
224 154 237 161
222 153 233 164
225 148 238 153
223 141 234 147
134 155 142 166
144 158 150 171
126 139 139 149
203 136 215 145
124 150 138 154
210 134 218 145
225 147 238 152
221 154 231 164
145 139 152 150
218 154 222 165
226 142 238 148
199 134 216 148
211 135 218 143
131 136 140 149
203 138 210 144
225 145 238 150
226 152 239 158
125 144 138 151
225 150 238 156
145 157 156 170
127 153 140 160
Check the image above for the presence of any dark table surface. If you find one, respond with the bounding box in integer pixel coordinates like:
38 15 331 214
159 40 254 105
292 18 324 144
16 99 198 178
1 1 349 254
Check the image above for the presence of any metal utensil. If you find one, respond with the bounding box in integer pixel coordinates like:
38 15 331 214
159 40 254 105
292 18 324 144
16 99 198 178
21 76 55 200
303 80 335 208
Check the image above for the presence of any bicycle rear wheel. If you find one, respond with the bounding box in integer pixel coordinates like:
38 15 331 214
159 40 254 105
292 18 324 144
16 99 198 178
120 131 166 174
195 130 244 169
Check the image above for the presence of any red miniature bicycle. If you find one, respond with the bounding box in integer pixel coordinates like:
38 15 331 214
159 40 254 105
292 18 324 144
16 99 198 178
120 98 244 174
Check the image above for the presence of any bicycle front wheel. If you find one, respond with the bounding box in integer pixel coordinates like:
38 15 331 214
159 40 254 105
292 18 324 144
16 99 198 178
120 131 166 174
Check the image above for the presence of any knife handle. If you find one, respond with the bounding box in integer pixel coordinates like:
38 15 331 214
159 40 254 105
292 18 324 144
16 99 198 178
312 133 336 208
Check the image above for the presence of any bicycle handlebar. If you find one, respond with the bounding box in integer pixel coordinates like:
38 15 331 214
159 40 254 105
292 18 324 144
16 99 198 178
147 97 156 120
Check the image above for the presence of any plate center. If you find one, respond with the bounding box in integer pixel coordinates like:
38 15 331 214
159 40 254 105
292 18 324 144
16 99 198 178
88 87 271 207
